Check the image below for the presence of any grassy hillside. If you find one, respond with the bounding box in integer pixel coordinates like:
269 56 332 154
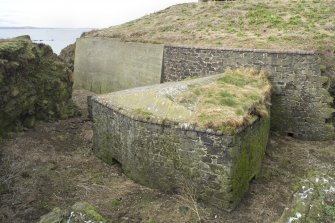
86 0 335 51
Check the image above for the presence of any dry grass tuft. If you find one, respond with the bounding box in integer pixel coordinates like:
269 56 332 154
177 68 271 134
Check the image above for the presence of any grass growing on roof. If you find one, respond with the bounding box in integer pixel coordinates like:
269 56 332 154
177 68 271 134
98 68 271 135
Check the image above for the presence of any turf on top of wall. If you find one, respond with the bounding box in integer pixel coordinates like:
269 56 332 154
96 68 271 135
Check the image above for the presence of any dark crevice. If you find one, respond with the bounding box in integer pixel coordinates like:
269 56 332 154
249 175 256 183
111 158 121 166
111 158 123 175
287 132 294 137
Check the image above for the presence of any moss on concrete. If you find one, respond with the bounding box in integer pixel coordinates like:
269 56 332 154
230 115 270 207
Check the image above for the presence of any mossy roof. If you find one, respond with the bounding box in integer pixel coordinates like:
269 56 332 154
85 0 335 51
94 68 271 135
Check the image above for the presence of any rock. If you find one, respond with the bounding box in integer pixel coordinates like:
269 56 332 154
276 172 335 223
0 36 80 137
39 207 68 223
70 202 106 223
38 202 107 223
59 43 76 73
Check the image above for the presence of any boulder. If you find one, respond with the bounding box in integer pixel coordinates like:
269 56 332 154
39 201 106 223
276 172 335 223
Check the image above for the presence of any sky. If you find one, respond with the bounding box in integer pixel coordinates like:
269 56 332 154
0 0 196 28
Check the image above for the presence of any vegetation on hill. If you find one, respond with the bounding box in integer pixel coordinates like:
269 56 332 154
86 0 335 51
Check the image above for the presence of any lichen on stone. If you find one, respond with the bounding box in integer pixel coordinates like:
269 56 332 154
38 201 106 223
276 172 335 223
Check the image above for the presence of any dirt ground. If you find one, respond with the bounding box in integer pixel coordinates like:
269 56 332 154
1 89 334 223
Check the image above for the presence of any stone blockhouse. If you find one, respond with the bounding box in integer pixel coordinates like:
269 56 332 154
91 75 270 211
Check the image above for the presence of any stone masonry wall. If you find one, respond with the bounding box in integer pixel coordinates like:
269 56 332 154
92 98 270 211
162 46 335 140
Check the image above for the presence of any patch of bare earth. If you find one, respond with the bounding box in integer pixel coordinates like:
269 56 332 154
1 89 334 223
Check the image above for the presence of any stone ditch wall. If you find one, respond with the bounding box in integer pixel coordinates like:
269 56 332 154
162 45 335 140
74 37 163 94
92 98 270 211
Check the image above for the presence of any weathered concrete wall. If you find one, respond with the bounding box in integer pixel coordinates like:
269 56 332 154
162 46 335 140
92 96 270 211
73 37 163 93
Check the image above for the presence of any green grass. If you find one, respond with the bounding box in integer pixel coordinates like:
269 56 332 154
246 4 286 29
219 97 237 107
218 90 233 98
218 74 252 87
325 205 335 219
111 199 122 207
217 70 262 88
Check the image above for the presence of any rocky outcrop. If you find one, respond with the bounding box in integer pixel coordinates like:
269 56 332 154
0 36 79 137
276 172 335 223
59 43 76 72
39 202 106 223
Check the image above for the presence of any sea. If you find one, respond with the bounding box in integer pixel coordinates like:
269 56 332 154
0 28 93 54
